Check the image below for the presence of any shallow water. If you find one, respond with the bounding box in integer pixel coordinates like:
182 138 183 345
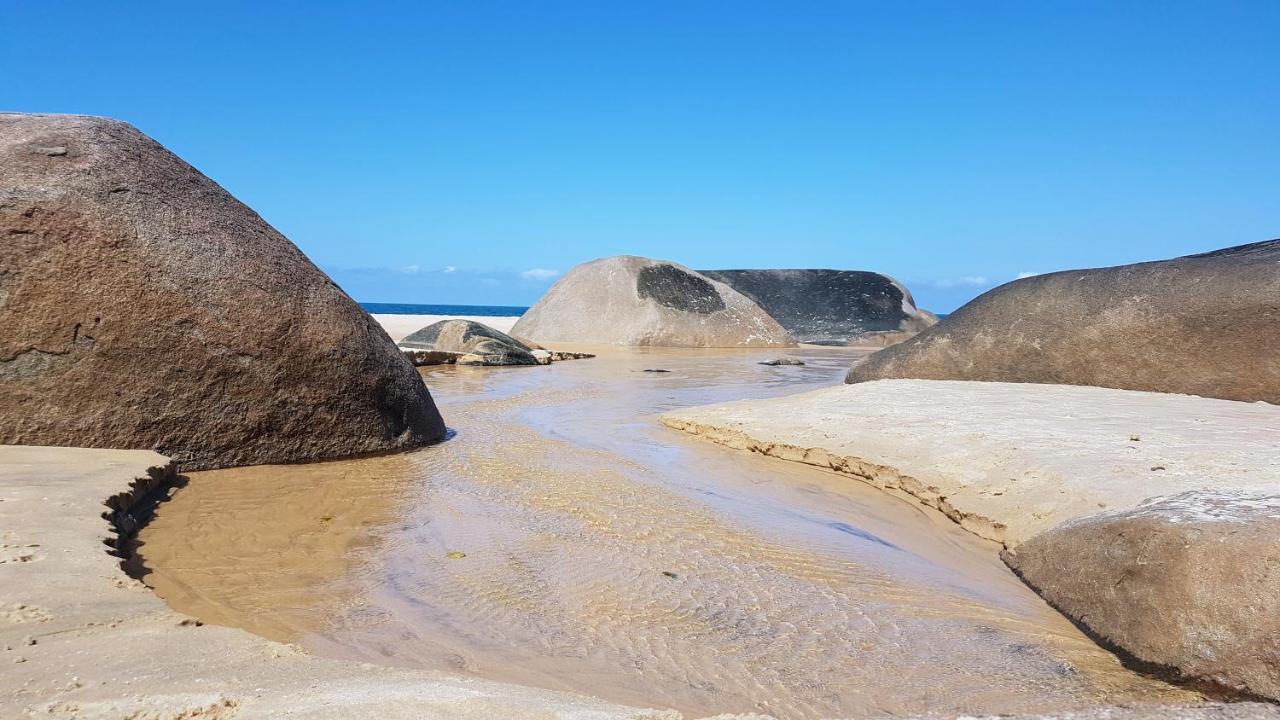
138 346 1197 718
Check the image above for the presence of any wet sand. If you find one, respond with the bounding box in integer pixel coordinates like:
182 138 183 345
137 347 1199 718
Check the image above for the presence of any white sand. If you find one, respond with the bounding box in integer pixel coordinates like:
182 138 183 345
372 314 521 343
662 379 1280 546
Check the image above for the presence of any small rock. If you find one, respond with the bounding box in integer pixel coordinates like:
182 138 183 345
642 369 671 373
1151 465 1167 471
759 357 805 366
32 145 68 157
662 571 679 579
445 551 466 559
1129 435 1141 442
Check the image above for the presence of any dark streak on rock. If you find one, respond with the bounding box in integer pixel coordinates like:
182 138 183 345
636 264 726 314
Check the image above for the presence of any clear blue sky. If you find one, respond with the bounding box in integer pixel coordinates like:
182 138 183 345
5 2 1277 311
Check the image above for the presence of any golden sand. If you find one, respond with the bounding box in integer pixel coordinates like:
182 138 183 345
138 346 1197 718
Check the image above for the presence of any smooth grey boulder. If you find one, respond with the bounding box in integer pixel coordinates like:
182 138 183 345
400 319 539 366
0 113 446 470
511 256 794 347
701 269 936 345
1004 490 1280 700
847 240 1280 404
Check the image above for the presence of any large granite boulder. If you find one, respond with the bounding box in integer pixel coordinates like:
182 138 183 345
1004 491 1280 700
511 256 794 347
700 269 936 345
847 240 1280 404
0 113 446 470
400 319 539 366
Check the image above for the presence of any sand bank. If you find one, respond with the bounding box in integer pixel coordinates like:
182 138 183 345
372 313 521 343
660 380 1280 546
0 445 673 719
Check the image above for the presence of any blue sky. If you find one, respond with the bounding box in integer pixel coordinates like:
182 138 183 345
4 2 1277 311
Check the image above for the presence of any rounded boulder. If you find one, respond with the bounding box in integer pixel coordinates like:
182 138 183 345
511 256 794 347
0 113 446 470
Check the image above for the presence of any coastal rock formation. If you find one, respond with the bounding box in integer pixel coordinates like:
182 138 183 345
512 256 794 347
401 319 540 366
0 113 446 470
1004 491 1280 700
701 269 937 345
847 240 1280 404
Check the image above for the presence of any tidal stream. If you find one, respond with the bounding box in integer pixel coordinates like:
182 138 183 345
137 346 1197 718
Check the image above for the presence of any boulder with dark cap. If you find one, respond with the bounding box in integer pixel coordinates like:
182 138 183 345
701 269 936 345
1004 490 1280 700
400 319 540 366
0 113 446 470
511 256 794 347
847 240 1280 404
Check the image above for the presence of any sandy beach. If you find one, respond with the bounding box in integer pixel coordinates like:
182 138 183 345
0 445 672 719
136 347 1210 719
661 380 1280 546
5 5 1277 716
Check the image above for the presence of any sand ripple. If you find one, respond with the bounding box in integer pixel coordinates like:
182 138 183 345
139 347 1198 718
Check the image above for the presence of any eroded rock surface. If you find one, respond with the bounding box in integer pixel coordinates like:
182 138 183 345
702 269 937 345
0 113 445 469
512 256 793 347
847 240 1280 404
1004 491 1280 701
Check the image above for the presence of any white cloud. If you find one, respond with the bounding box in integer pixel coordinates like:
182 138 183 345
929 275 990 289
520 268 559 281
443 265 457 273
1016 271 1040 279
398 264 420 274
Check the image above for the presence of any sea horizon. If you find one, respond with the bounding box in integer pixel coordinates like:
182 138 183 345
360 302 529 317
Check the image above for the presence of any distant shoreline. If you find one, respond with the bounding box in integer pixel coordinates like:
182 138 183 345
360 302 530 317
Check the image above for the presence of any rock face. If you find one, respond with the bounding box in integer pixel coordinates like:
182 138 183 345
511 256 794 347
0 113 446 470
400 319 540 366
1004 491 1280 700
701 269 937 345
847 240 1280 404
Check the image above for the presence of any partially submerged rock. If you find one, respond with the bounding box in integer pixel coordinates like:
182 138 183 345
399 320 596 367
1005 491 1280 700
0 113 445 470
847 240 1280 404
401 319 539 366
759 357 805 366
512 256 794 347
702 269 937 345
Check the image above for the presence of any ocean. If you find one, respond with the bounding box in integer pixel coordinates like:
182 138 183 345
360 302 529 317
